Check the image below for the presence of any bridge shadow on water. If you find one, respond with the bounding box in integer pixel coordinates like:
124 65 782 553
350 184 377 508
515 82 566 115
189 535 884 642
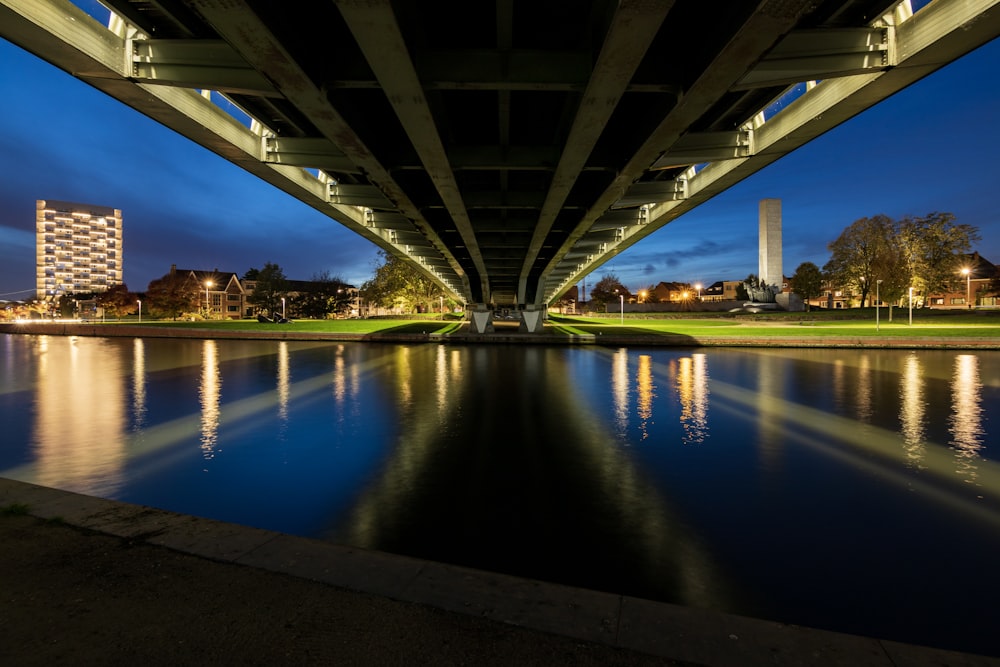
321 345 742 613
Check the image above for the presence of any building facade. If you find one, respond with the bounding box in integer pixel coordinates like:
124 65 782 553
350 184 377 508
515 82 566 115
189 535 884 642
36 199 123 299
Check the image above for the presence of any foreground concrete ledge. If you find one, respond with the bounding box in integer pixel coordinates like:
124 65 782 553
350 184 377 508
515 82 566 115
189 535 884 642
2 477 997 667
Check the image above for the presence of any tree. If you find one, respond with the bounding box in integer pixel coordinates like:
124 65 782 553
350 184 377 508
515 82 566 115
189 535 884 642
896 212 980 298
791 262 823 311
295 271 353 319
95 283 137 318
589 272 629 308
823 214 896 307
361 249 444 313
145 271 199 320
735 274 754 301
247 262 289 316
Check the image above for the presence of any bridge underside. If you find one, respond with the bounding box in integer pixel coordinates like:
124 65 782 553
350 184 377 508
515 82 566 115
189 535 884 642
2 0 999 320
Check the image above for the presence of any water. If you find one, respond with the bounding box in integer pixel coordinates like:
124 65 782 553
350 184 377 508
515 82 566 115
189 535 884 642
2 333 998 655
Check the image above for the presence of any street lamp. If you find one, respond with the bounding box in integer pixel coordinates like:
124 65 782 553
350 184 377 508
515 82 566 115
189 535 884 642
137 299 141 323
439 295 444 317
695 283 702 301
281 296 286 320
205 280 213 319
908 287 913 326
961 267 971 308
615 290 623 325
875 280 882 332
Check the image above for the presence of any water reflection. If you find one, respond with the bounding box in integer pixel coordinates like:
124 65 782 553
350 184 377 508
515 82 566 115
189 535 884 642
612 348 629 438
277 341 290 424
132 338 147 431
856 354 872 422
899 353 926 468
339 345 730 608
677 353 709 445
199 339 220 459
635 354 655 440
950 354 983 485
32 337 127 495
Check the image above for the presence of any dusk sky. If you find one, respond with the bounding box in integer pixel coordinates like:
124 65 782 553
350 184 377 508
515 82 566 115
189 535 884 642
1 5 998 301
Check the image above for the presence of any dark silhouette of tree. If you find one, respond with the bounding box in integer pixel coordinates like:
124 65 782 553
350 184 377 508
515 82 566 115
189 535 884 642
589 273 629 308
146 272 199 320
247 262 289 317
791 263 823 311
295 271 353 319
95 283 137 318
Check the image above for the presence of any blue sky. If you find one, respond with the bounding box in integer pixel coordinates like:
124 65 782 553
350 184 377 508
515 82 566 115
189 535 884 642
1 14 998 300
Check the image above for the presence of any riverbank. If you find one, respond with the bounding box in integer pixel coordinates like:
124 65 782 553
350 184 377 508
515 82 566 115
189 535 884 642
3 477 997 666
3 319 1000 349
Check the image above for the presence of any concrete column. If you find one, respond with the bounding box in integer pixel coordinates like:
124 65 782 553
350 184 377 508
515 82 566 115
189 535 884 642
519 306 546 333
759 198 782 290
469 306 494 334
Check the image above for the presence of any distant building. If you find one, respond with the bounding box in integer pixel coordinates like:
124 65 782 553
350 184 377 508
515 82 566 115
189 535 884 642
170 265 247 319
36 199 123 299
701 280 743 302
650 281 691 303
925 253 997 309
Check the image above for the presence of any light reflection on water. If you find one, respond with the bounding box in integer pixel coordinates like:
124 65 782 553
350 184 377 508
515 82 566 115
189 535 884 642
1 334 999 655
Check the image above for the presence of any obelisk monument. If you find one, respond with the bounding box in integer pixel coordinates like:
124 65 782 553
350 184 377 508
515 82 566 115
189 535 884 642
759 198 782 290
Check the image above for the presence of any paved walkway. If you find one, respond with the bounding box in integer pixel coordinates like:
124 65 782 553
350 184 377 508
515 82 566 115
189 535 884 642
2 478 997 666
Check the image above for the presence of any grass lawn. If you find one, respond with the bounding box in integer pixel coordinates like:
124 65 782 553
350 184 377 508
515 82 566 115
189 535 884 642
51 309 999 343
547 311 1000 339
109 317 463 335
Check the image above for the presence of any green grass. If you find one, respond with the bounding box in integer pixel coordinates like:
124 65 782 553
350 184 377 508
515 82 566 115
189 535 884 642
110 317 461 335
1 503 30 516
548 311 1000 339
48 308 1000 342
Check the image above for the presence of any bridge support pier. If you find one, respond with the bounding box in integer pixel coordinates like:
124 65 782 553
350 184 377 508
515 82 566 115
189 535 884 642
519 306 546 333
468 306 494 334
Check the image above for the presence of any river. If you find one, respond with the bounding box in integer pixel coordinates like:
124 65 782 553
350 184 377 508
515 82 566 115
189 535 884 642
1 333 997 655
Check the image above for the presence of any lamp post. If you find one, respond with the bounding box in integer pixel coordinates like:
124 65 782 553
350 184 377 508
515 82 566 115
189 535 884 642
205 280 213 319
695 283 702 301
615 290 623 325
137 299 141 323
439 295 444 317
961 267 971 309
908 287 913 326
875 280 881 332
281 297 286 320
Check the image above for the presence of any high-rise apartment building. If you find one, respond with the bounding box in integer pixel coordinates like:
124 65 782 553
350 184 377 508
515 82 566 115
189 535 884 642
36 199 123 299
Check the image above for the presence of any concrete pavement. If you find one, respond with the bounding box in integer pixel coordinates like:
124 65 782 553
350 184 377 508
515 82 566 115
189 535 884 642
2 478 998 666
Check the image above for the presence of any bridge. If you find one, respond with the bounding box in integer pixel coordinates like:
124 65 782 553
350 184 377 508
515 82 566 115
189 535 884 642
3 0 999 332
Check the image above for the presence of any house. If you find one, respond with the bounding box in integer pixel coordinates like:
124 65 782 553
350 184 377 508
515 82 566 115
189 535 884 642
650 281 692 303
171 265 247 319
925 253 997 309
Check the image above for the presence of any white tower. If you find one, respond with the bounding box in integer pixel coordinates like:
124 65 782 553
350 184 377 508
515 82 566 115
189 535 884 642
758 198 782 289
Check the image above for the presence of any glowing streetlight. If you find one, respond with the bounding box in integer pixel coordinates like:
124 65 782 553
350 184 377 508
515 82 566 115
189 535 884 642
439 295 444 317
961 267 971 309
205 280 213 319
137 299 141 323
695 283 702 301
615 289 623 325
281 296 286 320
908 286 913 326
